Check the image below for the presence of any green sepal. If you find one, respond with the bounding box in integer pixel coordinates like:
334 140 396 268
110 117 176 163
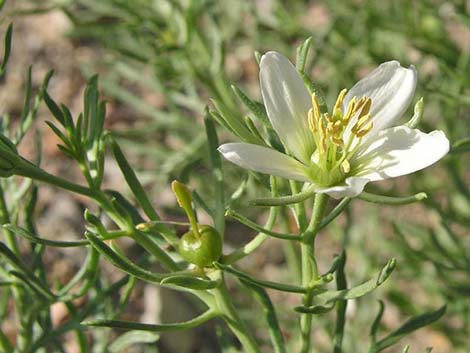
295 37 313 73
405 98 424 129
231 85 269 125
299 71 328 114
211 98 264 145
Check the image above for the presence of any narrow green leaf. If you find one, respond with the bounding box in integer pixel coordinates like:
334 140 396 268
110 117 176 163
314 259 395 304
299 71 328 113
106 190 145 225
251 185 316 207
0 243 55 301
58 247 99 299
160 275 220 290
109 331 159 353
319 197 352 231
451 137 470 153
83 310 217 332
0 23 12 77
333 251 347 353
85 232 168 283
240 279 286 353
215 262 306 293
372 306 446 352
45 121 71 149
370 300 385 343
231 85 268 125
3 224 88 247
358 192 427 205
294 303 335 314
296 37 313 73
110 138 178 246
60 103 75 130
44 92 65 126
225 209 299 240
209 110 237 137
244 116 266 143
8 270 55 301
19 66 33 127
211 98 263 145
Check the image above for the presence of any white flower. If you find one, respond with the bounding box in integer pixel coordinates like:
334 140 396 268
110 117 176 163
218 51 450 199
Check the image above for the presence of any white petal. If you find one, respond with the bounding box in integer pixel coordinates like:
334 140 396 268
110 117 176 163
352 126 449 182
218 143 310 182
315 177 371 199
260 51 315 163
343 61 417 138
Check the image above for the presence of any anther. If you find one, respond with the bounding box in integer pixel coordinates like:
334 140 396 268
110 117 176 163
353 113 371 131
356 122 373 137
311 94 322 121
308 109 316 133
357 98 372 118
342 97 357 123
353 97 368 114
341 160 351 173
333 88 348 116
332 136 343 146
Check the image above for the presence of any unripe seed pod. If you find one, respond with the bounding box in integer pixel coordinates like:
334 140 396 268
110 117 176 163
178 225 222 268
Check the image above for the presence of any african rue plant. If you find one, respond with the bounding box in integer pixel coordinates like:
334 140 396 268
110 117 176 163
0 6 457 350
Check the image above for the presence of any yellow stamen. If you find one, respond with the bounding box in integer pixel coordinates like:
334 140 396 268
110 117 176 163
342 97 357 124
332 136 343 146
341 159 350 173
353 96 368 115
308 109 316 133
311 94 321 121
352 113 371 132
357 97 372 118
333 88 348 116
319 121 327 153
324 112 334 123
356 122 373 137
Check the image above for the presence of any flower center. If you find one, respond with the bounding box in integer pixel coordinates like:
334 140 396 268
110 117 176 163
306 89 373 186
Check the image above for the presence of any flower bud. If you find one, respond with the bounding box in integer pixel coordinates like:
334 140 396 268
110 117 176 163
178 225 222 268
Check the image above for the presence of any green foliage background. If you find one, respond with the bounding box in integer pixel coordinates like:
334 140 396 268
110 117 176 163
0 0 468 352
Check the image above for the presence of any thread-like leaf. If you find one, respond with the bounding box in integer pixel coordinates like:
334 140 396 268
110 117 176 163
371 306 446 352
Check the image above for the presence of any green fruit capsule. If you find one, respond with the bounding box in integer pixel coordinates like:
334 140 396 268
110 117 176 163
178 225 222 268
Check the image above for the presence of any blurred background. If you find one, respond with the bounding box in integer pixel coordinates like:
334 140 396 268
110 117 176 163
0 0 469 352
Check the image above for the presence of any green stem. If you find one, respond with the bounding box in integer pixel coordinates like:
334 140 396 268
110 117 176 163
15 159 179 272
299 193 329 353
15 160 95 198
290 181 308 231
222 177 279 264
213 272 261 353
0 185 18 254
